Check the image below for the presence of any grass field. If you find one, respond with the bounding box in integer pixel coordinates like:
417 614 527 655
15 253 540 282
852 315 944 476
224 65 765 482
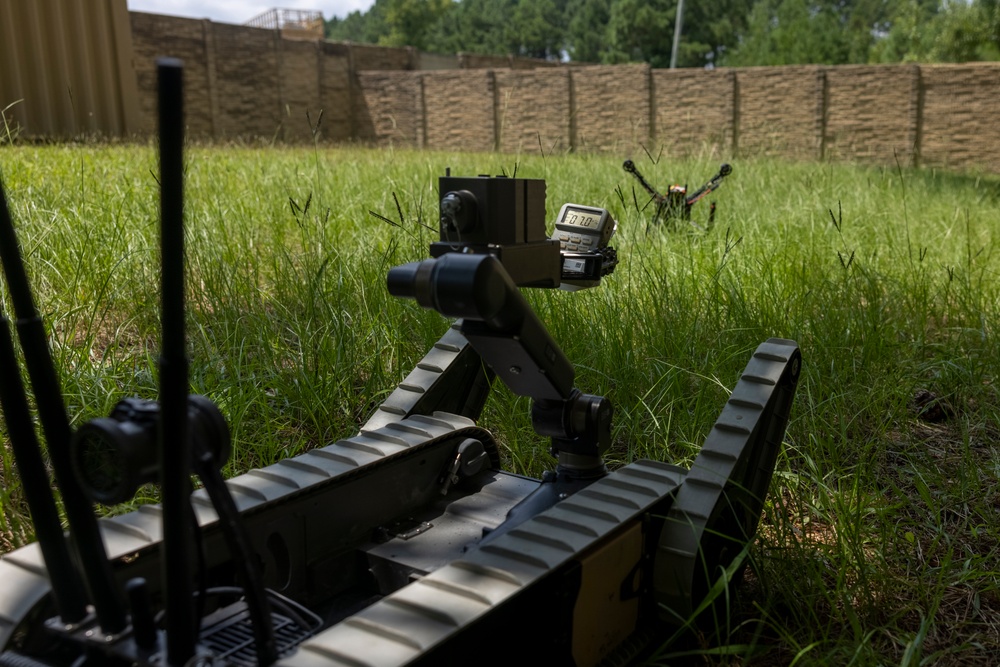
1 143 998 664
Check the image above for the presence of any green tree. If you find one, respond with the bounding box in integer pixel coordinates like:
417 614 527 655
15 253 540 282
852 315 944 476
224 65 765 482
325 0 998 66
922 0 1000 62
510 0 565 58
869 0 939 62
870 0 1000 63
326 0 390 43
662 0 759 67
985 0 1000 58
687 0 756 67
598 0 754 68
841 0 896 63
325 11 369 42
426 0 517 55
380 0 453 51
565 0 612 63
604 0 676 67
724 0 859 66
735 0 1000 66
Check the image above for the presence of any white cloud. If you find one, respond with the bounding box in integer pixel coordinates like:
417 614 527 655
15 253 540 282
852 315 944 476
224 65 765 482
127 0 376 24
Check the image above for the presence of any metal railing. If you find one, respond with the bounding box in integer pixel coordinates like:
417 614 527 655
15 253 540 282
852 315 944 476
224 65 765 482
244 8 323 37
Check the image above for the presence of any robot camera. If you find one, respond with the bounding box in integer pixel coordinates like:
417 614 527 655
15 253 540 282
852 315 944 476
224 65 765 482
430 173 617 290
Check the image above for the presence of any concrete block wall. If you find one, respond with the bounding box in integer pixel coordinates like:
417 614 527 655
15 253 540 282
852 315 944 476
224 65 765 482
319 42 353 141
211 23 282 139
127 11 1000 173
920 64 1000 173
354 71 423 146
131 12 351 142
130 13 215 136
279 39 323 142
423 70 496 152
571 65 652 153
458 53 511 70
495 69 571 153
653 69 736 156
419 52 461 70
350 43 416 71
457 53 557 70
735 66 824 158
822 65 916 164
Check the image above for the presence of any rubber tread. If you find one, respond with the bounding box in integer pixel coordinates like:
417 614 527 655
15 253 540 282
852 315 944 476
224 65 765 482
654 338 801 621
0 559 52 648
362 326 469 433
277 459 684 667
0 410 484 651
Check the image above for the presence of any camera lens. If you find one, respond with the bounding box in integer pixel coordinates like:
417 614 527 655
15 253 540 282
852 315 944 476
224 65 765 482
73 417 156 505
440 190 477 235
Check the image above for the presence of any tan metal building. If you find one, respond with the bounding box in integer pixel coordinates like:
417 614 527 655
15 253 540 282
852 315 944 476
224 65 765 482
0 0 140 138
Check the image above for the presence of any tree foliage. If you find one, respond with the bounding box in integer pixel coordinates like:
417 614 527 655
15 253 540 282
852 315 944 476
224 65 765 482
379 0 452 51
871 0 1000 63
324 0 1000 66
425 0 517 55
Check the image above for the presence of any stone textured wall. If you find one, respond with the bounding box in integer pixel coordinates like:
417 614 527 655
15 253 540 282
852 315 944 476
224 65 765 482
653 69 735 156
128 11 1000 173
823 65 916 164
495 69 571 153
920 64 1000 173
211 23 282 139
571 65 651 153
350 43 416 71
418 52 460 70
319 42 352 141
278 39 322 142
458 53 511 70
354 72 423 146
131 13 356 143
735 66 824 158
457 53 558 70
130 12 215 136
423 71 496 152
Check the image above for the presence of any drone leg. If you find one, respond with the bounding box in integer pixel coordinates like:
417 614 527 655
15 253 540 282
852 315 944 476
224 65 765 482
649 203 664 233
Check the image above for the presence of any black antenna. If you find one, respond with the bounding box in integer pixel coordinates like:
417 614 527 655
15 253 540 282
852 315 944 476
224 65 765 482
156 58 197 666
0 178 127 632
0 321 88 624
0 182 88 624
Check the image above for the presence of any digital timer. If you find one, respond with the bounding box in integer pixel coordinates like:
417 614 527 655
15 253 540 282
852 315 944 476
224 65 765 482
552 204 616 252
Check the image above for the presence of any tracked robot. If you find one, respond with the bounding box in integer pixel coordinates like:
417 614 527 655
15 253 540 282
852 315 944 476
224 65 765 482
0 61 800 666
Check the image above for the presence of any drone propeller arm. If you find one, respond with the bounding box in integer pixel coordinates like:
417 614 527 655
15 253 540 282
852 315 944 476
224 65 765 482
685 163 732 206
623 159 667 203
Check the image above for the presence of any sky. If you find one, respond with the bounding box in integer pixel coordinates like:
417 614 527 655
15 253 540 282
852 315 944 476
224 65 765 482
127 1 377 24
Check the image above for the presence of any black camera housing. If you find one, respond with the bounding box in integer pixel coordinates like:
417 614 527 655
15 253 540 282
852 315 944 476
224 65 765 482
72 395 231 505
432 175 563 288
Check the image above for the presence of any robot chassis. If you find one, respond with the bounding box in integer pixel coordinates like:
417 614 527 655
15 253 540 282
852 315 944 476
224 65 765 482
0 61 800 667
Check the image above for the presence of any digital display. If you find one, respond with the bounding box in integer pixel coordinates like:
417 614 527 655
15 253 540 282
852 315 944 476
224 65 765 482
562 207 603 230
553 204 616 250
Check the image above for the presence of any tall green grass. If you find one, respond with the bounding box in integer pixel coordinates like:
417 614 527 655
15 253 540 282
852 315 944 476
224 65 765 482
1 144 998 663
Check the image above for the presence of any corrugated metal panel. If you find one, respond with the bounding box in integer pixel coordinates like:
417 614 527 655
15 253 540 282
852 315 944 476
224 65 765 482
0 0 140 138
